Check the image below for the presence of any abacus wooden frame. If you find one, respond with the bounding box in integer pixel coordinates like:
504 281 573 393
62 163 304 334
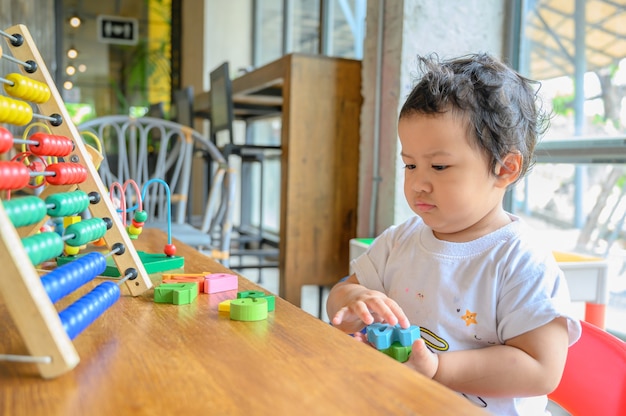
0 24 152 379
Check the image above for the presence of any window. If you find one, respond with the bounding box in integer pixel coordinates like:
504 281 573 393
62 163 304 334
248 0 366 235
516 0 626 337
253 0 366 66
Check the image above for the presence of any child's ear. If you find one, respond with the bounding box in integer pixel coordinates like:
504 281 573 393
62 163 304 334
494 152 522 186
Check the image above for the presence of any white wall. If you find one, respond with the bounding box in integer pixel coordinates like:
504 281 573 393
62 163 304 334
358 0 507 236
203 1 253 91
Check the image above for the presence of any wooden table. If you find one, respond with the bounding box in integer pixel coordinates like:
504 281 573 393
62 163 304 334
195 53 362 307
0 229 486 415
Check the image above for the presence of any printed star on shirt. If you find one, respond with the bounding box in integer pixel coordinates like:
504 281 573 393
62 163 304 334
461 309 477 326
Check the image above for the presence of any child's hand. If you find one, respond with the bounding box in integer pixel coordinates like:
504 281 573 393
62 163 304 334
404 338 439 379
330 287 410 329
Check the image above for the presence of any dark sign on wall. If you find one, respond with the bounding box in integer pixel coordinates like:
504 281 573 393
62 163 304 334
97 15 138 45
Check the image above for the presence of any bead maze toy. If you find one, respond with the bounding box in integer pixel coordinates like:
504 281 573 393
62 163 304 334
56 178 186 275
0 24 152 379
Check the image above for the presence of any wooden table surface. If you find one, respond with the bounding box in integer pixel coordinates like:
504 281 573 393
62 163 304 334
0 228 486 415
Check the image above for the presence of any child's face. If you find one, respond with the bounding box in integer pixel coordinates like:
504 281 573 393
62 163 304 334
398 112 510 242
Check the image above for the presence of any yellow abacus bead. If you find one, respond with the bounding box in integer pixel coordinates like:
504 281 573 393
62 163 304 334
33 175 45 186
0 96 31 126
128 224 143 236
1 96 18 125
64 245 80 256
4 73 51 104
8 99 22 125
37 83 51 103
16 101 33 126
0 98 11 124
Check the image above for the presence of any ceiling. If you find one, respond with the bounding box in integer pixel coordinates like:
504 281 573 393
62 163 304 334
525 0 626 80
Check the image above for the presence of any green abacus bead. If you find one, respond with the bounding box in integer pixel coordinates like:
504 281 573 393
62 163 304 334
22 232 64 265
2 196 47 227
46 191 90 217
64 218 107 246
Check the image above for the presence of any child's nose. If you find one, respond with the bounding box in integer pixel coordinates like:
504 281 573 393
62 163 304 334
409 172 431 192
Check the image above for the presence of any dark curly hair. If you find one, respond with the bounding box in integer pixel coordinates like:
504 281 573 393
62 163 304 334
399 53 549 184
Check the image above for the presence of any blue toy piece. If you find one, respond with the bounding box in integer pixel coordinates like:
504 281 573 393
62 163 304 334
366 323 421 350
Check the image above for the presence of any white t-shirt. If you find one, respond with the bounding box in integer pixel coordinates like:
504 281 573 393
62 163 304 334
352 214 582 416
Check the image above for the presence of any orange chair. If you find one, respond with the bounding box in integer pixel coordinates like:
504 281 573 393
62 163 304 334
548 320 626 415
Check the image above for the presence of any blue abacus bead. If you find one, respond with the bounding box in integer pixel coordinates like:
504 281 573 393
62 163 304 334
41 252 107 303
59 281 120 340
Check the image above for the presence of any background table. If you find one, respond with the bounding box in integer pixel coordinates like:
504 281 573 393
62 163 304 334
0 229 486 415
195 53 362 307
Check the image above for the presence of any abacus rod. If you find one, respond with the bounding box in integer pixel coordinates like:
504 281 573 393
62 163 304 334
0 353 52 364
104 244 124 258
0 76 15 87
1 53 35 72
29 170 55 177
117 272 135 286
11 137 37 146
0 29 18 43
31 112 62 123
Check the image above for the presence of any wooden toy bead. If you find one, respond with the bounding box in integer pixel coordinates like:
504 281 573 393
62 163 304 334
133 210 148 222
64 218 107 247
127 224 142 236
45 191 91 217
130 219 144 228
21 232 64 265
4 73 51 103
0 160 30 190
64 245 80 256
45 162 88 185
164 244 176 256
0 126 13 153
41 252 107 303
0 94 32 125
28 132 74 157
1 195 47 227
58 281 121 340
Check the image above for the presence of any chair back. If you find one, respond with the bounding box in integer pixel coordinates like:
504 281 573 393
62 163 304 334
209 62 235 148
172 87 195 127
548 320 626 415
78 116 234 259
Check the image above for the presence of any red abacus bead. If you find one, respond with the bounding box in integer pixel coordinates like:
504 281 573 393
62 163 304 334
0 127 13 154
0 161 29 190
29 132 74 157
164 244 176 257
45 163 88 185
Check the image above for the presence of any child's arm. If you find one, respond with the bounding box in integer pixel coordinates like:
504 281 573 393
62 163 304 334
407 317 570 397
326 274 411 333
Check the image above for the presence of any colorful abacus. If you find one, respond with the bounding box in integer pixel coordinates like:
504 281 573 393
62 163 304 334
0 24 152 379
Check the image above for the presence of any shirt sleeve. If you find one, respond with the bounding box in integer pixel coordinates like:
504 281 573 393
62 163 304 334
497 250 582 346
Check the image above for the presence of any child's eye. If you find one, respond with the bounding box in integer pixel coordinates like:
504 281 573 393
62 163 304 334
404 164 416 170
432 165 448 171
